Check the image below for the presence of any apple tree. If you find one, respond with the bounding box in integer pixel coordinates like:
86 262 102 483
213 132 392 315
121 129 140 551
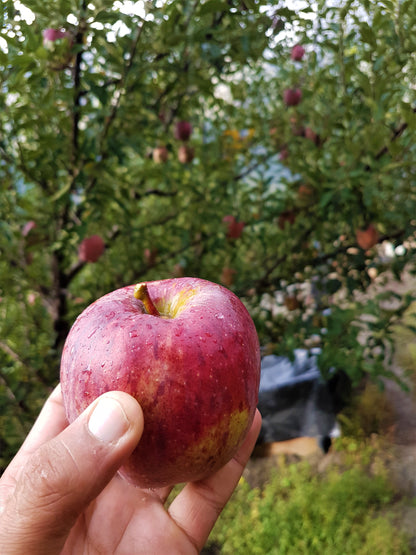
1 0 416 469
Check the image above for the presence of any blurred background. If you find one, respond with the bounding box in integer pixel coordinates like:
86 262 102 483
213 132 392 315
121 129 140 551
1 1 416 552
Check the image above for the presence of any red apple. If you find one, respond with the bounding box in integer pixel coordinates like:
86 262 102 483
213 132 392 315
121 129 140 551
304 127 319 145
60 277 260 488
78 235 105 263
278 210 296 230
222 215 245 239
174 121 193 141
283 88 302 107
42 28 71 47
220 267 236 286
356 224 379 250
152 146 169 163
291 44 305 61
22 220 37 236
143 247 157 266
178 144 195 164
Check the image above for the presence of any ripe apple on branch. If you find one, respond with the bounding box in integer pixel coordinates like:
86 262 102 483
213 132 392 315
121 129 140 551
60 277 261 488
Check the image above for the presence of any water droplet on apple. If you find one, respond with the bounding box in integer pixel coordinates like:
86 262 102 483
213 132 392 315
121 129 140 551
215 313 224 320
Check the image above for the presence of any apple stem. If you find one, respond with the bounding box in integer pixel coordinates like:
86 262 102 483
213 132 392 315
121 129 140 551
134 283 160 316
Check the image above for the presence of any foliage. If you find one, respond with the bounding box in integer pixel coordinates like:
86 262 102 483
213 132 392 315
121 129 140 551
1 1 416 469
207 451 410 554
337 380 396 439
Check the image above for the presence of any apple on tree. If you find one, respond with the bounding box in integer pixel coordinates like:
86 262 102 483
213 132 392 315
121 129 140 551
220 266 236 287
178 144 195 164
290 44 305 61
78 235 105 263
60 278 260 488
42 28 71 48
174 121 193 141
222 215 245 239
283 88 302 107
355 224 379 250
152 146 169 163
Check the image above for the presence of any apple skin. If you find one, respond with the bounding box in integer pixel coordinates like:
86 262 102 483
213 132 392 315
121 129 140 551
60 277 260 488
78 235 105 263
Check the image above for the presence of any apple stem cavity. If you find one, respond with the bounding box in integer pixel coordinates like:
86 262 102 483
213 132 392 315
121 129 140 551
134 283 160 316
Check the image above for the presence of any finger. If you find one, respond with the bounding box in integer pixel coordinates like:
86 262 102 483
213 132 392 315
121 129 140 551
0 391 143 555
168 409 262 551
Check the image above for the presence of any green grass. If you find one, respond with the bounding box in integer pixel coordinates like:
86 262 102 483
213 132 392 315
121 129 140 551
206 450 410 554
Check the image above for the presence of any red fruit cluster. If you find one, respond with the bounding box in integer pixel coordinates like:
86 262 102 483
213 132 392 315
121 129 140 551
222 215 245 239
78 235 105 263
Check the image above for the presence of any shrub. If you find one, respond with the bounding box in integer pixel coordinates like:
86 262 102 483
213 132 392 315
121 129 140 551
207 456 409 554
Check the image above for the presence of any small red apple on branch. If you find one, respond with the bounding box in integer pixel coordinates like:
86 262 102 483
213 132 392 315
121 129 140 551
355 224 379 250
178 144 195 164
60 278 261 488
283 88 302 107
174 120 193 141
222 215 245 239
78 235 105 263
42 28 72 48
290 44 305 61
152 146 169 163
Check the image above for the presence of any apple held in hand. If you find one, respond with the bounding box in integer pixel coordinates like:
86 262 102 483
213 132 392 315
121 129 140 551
60 277 261 488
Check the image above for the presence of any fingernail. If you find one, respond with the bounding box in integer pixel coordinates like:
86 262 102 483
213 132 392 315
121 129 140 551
88 397 129 443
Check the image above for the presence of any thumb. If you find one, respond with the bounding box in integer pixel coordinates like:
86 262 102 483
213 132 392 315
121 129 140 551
1 391 143 555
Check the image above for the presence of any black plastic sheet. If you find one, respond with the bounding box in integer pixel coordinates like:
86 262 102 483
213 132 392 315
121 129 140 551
257 349 349 451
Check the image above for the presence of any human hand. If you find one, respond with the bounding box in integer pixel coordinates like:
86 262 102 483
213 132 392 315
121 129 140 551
0 385 261 554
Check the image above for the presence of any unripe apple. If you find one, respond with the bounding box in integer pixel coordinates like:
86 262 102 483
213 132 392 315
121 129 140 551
78 235 105 263
355 224 379 250
174 120 193 141
291 44 305 61
60 278 260 488
152 146 169 163
222 215 245 239
283 88 302 107
178 144 195 164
